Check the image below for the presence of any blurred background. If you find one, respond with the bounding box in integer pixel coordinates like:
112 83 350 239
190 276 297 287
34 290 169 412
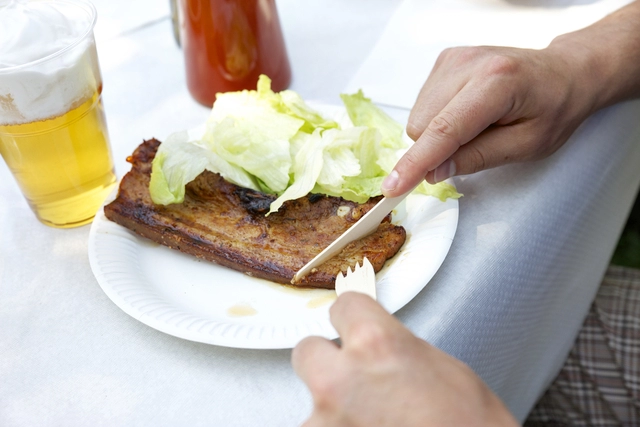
612 192 640 268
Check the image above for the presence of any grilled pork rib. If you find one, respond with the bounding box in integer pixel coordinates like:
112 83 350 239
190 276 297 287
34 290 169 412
104 139 406 289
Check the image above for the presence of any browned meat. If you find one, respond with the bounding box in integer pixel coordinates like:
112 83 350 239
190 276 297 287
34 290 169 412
104 139 406 289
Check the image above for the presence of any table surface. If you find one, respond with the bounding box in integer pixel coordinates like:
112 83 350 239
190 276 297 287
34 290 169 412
2 0 640 425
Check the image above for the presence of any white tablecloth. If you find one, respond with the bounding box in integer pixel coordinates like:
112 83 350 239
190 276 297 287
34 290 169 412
2 0 639 425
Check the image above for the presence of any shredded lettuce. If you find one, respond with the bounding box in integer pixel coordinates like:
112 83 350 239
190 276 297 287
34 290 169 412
267 129 328 215
149 75 462 212
149 130 260 205
416 181 462 202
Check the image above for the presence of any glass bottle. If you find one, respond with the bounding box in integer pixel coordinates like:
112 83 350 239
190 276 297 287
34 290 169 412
177 0 292 107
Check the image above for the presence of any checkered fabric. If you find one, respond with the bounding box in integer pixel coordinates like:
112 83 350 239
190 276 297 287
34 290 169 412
524 265 640 427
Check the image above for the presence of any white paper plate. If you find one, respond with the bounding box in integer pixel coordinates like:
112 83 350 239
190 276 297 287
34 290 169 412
87 103 459 349
88 190 457 349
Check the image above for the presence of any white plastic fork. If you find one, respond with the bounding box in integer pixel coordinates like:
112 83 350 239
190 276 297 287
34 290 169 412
335 257 377 300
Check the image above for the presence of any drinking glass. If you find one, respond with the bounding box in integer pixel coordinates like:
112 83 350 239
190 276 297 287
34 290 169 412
0 0 116 228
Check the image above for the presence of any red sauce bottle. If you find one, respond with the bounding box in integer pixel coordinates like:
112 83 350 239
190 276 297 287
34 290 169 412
178 0 292 107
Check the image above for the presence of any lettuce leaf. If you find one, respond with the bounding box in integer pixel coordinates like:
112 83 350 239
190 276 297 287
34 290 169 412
279 90 340 133
205 79 304 193
341 90 462 201
202 116 294 193
267 129 327 214
149 131 259 205
415 180 463 202
268 127 364 214
149 75 461 212
340 90 406 151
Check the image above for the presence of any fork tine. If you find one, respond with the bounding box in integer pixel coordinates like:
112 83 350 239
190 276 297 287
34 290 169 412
335 257 376 300
335 267 349 296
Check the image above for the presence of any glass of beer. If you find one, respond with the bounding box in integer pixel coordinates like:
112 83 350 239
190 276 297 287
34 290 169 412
0 0 116 228
177 0 292 107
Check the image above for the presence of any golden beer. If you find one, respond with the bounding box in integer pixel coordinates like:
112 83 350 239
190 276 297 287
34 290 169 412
0 89 116 228
0 0 116 228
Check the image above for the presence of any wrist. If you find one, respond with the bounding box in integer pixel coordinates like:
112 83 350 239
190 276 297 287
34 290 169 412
542 35 602 123
547 2 640 113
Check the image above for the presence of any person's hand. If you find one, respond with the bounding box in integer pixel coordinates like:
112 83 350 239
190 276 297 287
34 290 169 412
382 42 597 196
382 0 640 197
291 292 519 427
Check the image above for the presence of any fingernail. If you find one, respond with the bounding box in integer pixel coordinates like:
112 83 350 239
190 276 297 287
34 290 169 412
382 170 399 192
433 159 456 183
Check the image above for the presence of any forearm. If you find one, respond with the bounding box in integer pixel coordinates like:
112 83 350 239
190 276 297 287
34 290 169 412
549 1 640 114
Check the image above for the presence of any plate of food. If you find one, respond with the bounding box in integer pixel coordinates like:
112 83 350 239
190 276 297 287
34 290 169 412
88 76 460 349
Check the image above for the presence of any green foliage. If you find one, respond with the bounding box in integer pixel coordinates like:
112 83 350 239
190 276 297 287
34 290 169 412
611 194 640 269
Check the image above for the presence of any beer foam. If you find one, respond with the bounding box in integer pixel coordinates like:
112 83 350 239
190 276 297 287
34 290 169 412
0 0 100 126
